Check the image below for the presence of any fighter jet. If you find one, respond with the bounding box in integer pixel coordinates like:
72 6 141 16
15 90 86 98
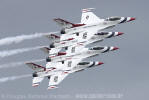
45 8 134 54
51 32 122 49
54 8 135 36
26 45 118 89
26 61 104 89
46 46 119 62
40 31 123 55
26 8 135 90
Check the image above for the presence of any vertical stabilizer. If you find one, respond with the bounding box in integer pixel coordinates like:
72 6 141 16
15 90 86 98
81 8 102 24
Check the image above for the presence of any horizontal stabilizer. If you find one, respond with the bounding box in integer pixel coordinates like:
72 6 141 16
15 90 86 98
26 62 46 72
45 34 60 39
40 47 50 54
45 34 60 42
54 18 85 29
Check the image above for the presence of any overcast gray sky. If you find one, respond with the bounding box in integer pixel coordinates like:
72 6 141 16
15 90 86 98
0 0 148 100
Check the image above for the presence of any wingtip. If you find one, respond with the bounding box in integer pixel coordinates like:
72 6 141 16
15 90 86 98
53 18 59 21
32 83 39 87
25 62 32 65
47 85 58 90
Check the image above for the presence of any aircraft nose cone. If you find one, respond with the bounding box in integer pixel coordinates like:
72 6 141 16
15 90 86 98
129 17 136 21
120 17 135 23
117 32 124 36
98 62 104 65
127 17 136 22
112 47 119 51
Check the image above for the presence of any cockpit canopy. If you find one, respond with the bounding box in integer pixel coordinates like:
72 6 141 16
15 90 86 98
95 32 108 35
89 47 104 50
105 16 121 21
78 62 90 65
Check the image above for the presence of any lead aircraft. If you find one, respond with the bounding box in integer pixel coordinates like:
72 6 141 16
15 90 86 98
26 8 135 90
46 8 134 54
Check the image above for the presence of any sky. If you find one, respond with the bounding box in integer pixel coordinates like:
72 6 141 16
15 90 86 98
0 0 149 100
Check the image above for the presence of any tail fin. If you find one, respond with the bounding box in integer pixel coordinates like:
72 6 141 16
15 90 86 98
81 8 102 24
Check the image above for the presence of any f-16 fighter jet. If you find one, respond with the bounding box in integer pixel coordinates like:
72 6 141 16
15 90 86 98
45 32 123 54
41 31 123 55
54 8 135 36
46 8 134 54
26 61 104 89
46 46 118 62
26 8 135 90
26 45 118 89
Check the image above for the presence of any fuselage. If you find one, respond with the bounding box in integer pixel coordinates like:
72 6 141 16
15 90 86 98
33 61 103 78
62 18 123 37
51 31 122 50
48 46 117 62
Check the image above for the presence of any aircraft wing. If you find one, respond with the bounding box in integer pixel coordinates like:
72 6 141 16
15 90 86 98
26 63 46 72
49 48 62 55
60 57 83 71
85 27 99 40
48 71 69 89
40 47 62 55
32 77 44 87
54 18 84 29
